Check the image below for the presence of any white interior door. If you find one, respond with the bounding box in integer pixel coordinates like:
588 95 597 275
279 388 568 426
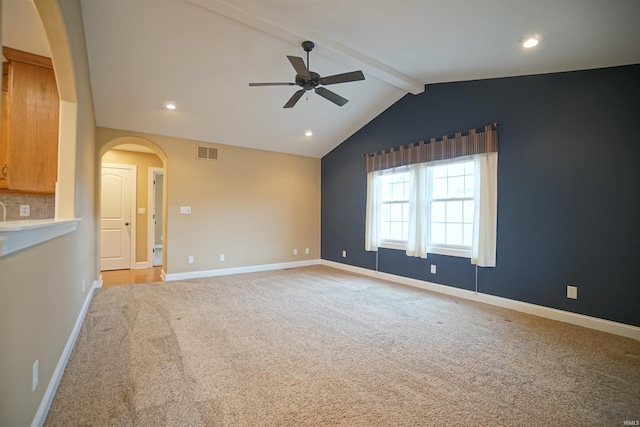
100 165 134 271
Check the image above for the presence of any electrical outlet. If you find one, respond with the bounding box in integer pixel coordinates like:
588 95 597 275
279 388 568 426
220 254 225 261
430 265 436 274
567 285 578 299
342 250 347 258
305 248 310 255
293 249 298 255
20 205 30 217
188 255 194 264
32 360 39 391
179 206 191 214
138 207 146 214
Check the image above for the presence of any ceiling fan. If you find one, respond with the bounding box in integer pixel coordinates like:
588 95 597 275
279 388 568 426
249 40 365 108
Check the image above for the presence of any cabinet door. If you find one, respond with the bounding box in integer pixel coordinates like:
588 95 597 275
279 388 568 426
6 61 59 193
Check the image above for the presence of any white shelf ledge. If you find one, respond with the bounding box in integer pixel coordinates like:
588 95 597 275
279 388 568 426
0 219 81 257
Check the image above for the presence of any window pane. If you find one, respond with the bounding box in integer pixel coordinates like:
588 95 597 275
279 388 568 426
463 200 474 223
381 183 391 201
463 224 473 247
380 204 390 222
390 203 402 221
380 174 391 185
403 202 409 221
403 222 409 241
403 181 410 200
390 222 402 240
380 221 390 240
448 176 465 198
446 223 463 246
432 201 446 222
394 182 406 200
433 177 447 199
432 165 447 178
448 162 465 177
465 175 474 197
431 223 446 245
446 200 463 223
465 161 475 175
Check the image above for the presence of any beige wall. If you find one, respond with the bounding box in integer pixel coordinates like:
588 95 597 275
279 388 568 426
102 149 163 263
0 1 98 425
97 127 321 275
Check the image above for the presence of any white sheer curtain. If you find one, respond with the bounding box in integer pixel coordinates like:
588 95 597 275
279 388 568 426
406 163 429 258
472 152 498 267
364 170 381 251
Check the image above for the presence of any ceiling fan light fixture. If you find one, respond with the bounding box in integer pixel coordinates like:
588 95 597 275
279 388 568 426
164 100 177 110
521 34 543 48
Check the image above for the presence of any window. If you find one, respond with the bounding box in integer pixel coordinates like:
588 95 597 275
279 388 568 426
429 161 474 251
367 153 496 265
364 125 498 266
379 167 410 243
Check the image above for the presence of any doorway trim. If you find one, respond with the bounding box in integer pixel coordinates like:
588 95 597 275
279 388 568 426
148 167 163 268
100 162 137 271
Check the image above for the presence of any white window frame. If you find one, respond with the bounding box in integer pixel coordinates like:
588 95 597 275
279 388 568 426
426 158 475 258
378 166 410 247
376 159 476 259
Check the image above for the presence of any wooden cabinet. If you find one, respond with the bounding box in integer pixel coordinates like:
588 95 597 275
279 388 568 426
0 47 59 193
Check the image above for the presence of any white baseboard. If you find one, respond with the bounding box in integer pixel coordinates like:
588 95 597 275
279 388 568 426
321 260 640 341
164 259 321 281
31 278 100 427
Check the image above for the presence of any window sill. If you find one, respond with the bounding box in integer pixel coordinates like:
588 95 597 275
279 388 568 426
378 241 471 259
0 219 81 257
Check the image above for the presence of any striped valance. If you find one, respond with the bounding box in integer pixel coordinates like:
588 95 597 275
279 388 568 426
364 123 498 173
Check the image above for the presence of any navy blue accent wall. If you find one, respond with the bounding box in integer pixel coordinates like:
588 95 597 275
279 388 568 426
321 64 640 327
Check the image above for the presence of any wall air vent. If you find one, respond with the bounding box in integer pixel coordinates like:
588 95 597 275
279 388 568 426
197 146 218 160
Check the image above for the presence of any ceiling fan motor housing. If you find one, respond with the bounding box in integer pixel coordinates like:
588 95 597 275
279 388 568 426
296 71 321 90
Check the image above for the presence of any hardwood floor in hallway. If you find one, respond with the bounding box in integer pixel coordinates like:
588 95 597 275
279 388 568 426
101 267 163 287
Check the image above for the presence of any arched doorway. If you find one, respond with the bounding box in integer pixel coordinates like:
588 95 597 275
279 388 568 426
100 137 168 284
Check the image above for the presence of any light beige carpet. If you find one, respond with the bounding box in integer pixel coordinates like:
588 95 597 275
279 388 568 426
46 266 640 426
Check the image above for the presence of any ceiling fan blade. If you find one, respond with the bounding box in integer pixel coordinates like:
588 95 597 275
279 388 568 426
315 87 349 106
249 82 296 87
283 89 306 108
287 55 309 77
319 70 365 86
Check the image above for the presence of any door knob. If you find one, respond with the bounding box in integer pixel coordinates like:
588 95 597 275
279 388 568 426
125 222 130 226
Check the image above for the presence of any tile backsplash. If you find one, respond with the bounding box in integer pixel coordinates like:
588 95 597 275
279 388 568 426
0 193 55 221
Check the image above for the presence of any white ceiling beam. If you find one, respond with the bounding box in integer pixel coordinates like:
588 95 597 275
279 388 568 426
186 0 425 95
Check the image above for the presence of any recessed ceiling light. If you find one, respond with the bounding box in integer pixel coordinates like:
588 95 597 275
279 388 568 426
305 130 313 137
164 100 177 110
521 34 543 48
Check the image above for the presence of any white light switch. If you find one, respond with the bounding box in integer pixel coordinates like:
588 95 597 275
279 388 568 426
180 206 191 214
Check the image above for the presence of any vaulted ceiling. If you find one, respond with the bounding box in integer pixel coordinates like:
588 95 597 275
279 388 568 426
4 0 640 158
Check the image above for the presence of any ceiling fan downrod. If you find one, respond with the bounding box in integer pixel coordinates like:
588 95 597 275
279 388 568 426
302 40 314 70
